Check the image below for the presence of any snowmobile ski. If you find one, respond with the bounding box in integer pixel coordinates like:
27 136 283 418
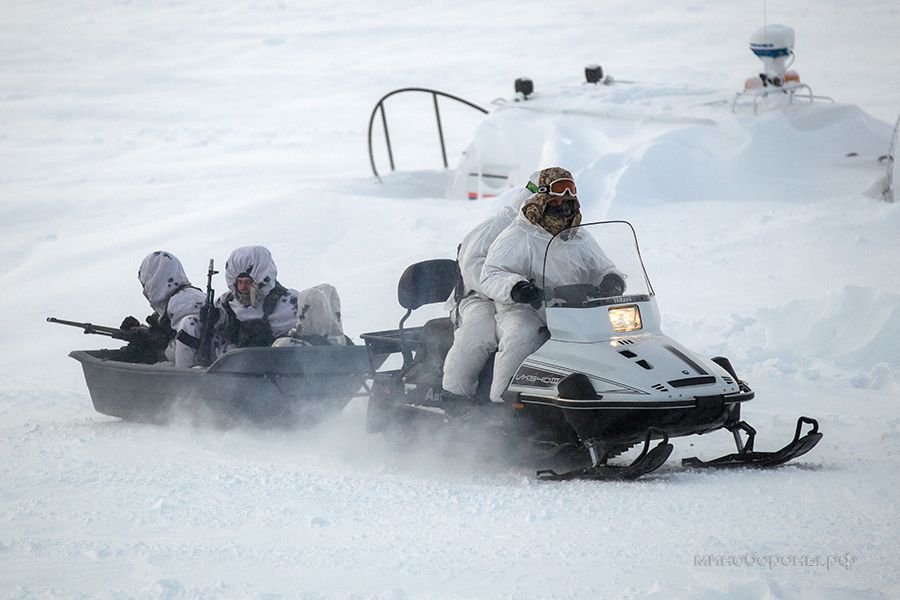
537 428 673 481
682 416 822 469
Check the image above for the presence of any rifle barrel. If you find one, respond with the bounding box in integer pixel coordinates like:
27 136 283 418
196 259 218 367
46 317 124 338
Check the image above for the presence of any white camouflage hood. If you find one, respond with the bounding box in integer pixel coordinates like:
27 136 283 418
294 283 345 343
138 251 193 314
512 170 539 212
224 246 279 302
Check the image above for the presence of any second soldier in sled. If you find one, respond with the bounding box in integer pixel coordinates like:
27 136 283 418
212 245 346 357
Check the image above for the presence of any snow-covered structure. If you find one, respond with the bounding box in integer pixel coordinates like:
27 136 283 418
448 80 891 209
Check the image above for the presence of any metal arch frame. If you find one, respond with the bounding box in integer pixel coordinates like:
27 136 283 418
366 87 488 182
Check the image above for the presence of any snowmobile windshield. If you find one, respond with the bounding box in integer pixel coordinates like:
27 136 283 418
540 221 653 308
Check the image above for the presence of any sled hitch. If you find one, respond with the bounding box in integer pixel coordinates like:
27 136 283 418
682 416 822 469
536 427 673 481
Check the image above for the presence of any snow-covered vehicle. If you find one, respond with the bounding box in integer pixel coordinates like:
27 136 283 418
361 221 822 480
64 345 374 427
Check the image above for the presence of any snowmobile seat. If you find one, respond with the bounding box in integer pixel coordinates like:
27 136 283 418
395 259 459 375
397 259 459 312
403 317 454 385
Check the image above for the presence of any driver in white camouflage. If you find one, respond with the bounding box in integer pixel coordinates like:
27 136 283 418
479 167 622 403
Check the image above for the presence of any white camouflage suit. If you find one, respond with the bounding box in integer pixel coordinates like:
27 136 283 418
441 188 529 397
273 283 347 347
214 246 345 356
138 251 206 368
479 171 620 402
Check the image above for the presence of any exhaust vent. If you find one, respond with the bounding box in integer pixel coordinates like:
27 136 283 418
667 376 716 388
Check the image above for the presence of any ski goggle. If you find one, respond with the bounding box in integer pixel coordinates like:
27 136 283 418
526 178 577 197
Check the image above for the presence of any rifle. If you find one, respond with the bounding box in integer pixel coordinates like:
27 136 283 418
47 317 166 343
196 259 219 367
47 316 170 363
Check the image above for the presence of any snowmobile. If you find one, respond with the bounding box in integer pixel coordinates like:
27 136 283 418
361 221 822 480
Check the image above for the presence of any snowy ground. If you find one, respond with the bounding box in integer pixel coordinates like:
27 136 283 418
2 1 899 598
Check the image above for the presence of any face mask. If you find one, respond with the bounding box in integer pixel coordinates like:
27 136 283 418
545 199 575 218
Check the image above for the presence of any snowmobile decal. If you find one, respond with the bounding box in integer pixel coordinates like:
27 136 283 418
512 365 566 388
521 358 650 396
587 375 650 395
664 345 708 375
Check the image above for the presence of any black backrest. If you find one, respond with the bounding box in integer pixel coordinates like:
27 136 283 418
397 259 459 311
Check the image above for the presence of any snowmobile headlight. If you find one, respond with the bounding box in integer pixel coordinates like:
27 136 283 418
608 305 642 332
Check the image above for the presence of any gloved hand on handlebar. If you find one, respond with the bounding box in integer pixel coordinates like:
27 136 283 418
596 273 626 298
511 280 544 308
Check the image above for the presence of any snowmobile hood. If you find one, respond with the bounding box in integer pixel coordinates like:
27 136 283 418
138 251 193 315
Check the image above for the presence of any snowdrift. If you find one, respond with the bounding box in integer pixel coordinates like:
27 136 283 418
449 82 893 210
726 286 900 390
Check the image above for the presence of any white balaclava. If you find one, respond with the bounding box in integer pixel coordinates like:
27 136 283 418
225 246 279 308
138 251 192 315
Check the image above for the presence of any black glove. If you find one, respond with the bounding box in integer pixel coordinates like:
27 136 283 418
120 315 141 330
511 280 544 308
145 313 162 330
596 273 626 297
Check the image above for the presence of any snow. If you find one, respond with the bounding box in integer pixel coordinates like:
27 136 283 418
1 0 899 598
